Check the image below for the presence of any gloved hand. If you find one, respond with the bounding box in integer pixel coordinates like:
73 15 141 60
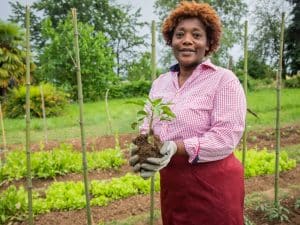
129 144 141 173
129 144 156 179
140 141 177 176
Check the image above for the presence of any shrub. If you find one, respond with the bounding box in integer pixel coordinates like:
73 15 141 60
236 70 275 91
4 83 69 118
284 75 300 88
108 80 151 99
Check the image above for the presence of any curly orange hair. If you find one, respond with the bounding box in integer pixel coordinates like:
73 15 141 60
162 1 222 55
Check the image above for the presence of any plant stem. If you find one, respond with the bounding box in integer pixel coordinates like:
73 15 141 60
275 12 285 208
25 5 33 225
71 8 92 225
242 20 248 167
39 85 48 145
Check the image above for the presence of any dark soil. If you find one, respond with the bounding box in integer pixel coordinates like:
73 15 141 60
13 165 300 225
132 134 163 164
3 124 300 225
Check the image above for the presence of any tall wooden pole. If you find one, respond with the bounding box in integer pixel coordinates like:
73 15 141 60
151 20 156 81
227 55 233 70
39 85 48 145
71 8 92 225
149 20 157 225
25 5 33 225
242 20 248 167
0 102 6 164
275 12 285 207
105 89 113 135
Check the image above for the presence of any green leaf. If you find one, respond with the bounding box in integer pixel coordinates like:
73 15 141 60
125 99 146 106
137 116 145 122
131 122 138 130
137 110 147 116
151 98 162 107
161 106 176 118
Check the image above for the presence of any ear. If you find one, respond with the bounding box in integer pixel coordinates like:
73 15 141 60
205 45 209 51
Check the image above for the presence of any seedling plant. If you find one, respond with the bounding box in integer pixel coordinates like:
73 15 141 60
129 96 175 225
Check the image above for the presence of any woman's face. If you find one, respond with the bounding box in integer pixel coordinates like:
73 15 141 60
171 17 209 69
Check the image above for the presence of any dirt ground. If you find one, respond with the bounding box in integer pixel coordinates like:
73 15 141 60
3 124 300 225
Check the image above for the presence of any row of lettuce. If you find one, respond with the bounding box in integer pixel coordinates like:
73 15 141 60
0 146 297 224
0 145 296 182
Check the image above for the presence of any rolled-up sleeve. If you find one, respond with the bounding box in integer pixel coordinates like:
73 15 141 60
184 79 246 163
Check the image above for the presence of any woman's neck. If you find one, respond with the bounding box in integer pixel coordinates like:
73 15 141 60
178 65 197 87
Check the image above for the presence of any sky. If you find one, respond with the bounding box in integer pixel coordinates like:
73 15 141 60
0 0 158 34
0 0 243 62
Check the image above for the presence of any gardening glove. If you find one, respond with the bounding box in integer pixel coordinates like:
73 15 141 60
140 169 156 180
129 144 141 173
141 141 177 173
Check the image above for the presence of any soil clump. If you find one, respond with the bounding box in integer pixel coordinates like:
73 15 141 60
132 134 163 164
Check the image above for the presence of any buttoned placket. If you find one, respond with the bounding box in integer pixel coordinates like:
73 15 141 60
159 65 204 141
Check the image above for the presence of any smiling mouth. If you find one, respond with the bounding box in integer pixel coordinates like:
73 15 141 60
179 48 196 53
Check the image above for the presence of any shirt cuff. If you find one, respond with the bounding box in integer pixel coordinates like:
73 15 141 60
183 137 200 163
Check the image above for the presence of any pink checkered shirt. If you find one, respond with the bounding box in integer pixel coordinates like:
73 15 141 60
140 59 246 163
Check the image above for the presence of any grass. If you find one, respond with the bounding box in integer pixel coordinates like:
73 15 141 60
284 144 300 163
99 210 161 225
2 88 300 145
246 88 300 130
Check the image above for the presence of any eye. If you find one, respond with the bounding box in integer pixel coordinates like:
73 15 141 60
175 31 184 38
193 32 202 39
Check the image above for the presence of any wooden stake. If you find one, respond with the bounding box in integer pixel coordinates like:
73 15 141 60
274 12 285 208
150 20 157 225
0 102 7 164
242 20 248 167
25 4 33 225
39 85 48 145
151 20 156 81
71 8 93 225
105 89 113 135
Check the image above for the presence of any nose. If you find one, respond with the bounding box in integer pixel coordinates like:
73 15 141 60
182 33 193 45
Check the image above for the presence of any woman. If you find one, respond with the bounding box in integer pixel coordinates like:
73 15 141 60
130 1 246 225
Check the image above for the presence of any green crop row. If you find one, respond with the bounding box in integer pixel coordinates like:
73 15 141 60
235 149 296 178
0 149 296 224
0 173 160 224
0 144 125 182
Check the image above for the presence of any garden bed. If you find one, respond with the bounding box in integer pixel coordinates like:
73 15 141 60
2 124 300 225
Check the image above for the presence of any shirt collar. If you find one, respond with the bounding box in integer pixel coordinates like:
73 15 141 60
169 58 217 72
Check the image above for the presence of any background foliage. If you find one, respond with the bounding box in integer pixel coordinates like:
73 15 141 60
37 17 116 101
4 83 68 118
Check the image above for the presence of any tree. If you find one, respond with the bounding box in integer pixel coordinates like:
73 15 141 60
249 0 293 76
153 0 247 66
101 4 148 77
9 1 42 50
127 52 152 81
9 0 148 77
235 50 276 79
250 1 281 67
286 0 300 75
0 21 27 96
37 17 117 101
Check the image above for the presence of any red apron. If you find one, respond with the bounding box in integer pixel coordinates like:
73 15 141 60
160 153 244 225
